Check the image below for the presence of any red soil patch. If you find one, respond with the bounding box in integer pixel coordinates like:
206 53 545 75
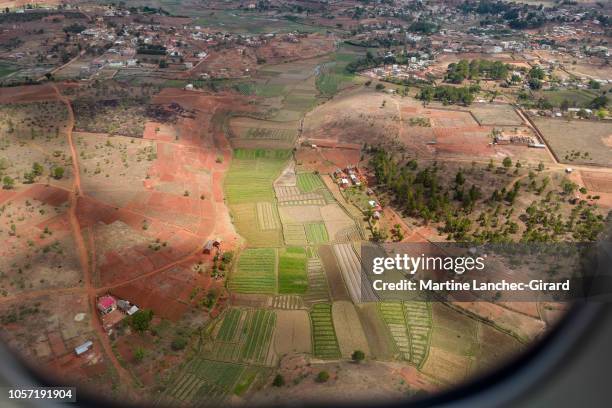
110 263 198 320
0 84 59 104
143 122 174 142
0 190 17 203
23 184 69 206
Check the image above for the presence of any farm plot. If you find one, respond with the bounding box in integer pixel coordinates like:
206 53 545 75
533 118 612 167
162 359 245 406
321 204 359 243
225 149 291 204
229 248 277 294
277 192 326 207
209 308 277 366
297 173 326 193
256 202 280 230
332 243 376 303
229 117 299 149
310 303 342 359
273 310 312 355
304 258 330 304
305 222 329 244
270 295 304 309
378 302 411 360
403 302 433 368
378 302 433 367
332 301 371 358
278 247 308 294
470 104 523 126
231 203 283 247
282 223 308 246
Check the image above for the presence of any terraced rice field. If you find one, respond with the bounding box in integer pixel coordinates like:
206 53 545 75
378 302 433 367
310 303 341 359
278 247 308 294
225 149 291 204
297 173 326 193
229 248 277 294
305 222 329 244
209 308 277 366
282 223 307 245
256 202 280 230
304 258 330 304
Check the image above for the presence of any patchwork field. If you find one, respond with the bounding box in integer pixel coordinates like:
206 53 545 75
277 247 308 294
273 310 312 356
332 301 370 358
378 302 433 368
229 248 277 294
225 149 291 204
305 222 329 244
310 303 342 359
208 308 277 366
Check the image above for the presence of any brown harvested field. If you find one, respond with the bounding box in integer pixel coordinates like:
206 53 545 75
421 346 472 385
470 104 524 126
580 171 612 193
0 84 59 104
452 302 545 342
356 303 396 360
332 301 370 358
320 204 356 242
318 245 350 302
430 303 477 356
472 322 524 375
533 117 612 167
279 205 323 223
273 310 312 356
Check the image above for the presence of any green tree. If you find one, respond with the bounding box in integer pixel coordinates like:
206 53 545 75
316 371 330 383
351 350 365 363
130 309 153 332
32 162 43 176
272 374 285 387
171 337 187 351
52 167 65 180
2 176 14 190
133 347 145 362
502 156 512 169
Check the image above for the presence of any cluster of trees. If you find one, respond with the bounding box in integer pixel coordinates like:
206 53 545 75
136 44 167 55
345 51 392 74
369 149 482 239
527 66 545 90
459 1 545 29
418 84 480 105
446 59 510 83
369 147 607 243
408 21 438 34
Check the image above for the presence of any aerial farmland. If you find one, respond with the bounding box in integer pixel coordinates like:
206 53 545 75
0 0 610 407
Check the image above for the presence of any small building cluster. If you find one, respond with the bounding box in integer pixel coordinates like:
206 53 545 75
96 295 140 333
333 166 364 189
